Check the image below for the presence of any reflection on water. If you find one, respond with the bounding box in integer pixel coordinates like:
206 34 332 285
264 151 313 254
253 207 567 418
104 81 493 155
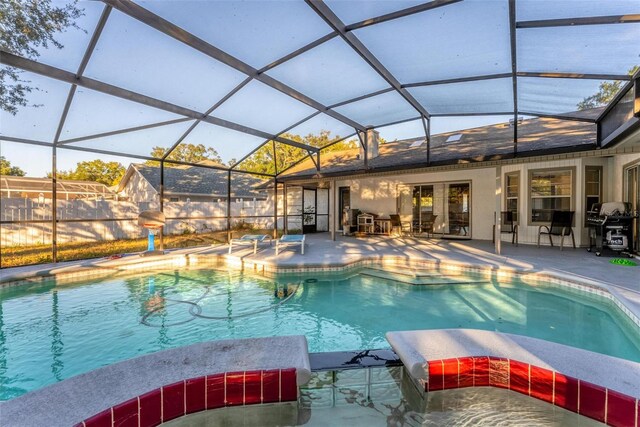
0 266 639 400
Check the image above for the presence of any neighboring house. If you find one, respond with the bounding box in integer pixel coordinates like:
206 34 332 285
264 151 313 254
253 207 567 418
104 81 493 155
117 163 268 203
279 112 640 249
0 176 115 201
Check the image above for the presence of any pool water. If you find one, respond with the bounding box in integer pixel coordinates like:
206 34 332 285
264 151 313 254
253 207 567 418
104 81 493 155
1 266 639 400
165 367 603 427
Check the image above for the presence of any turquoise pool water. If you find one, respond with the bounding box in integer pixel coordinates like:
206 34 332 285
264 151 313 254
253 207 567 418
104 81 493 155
1 266 639 400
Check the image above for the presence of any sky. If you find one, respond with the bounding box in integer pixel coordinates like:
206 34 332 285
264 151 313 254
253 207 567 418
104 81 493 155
1 0 638 178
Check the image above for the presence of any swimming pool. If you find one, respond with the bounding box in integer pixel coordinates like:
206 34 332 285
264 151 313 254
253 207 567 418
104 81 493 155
1 265 639 400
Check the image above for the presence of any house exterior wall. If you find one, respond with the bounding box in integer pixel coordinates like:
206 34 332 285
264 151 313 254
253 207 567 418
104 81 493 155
609 152 640 202
334 167 496 241
312 151 640 247
502 158 587 246
120 169 158 204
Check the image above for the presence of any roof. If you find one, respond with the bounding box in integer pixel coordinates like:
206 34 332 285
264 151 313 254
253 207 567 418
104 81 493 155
281 114 597 179
0 175 113 196
125 164 267 199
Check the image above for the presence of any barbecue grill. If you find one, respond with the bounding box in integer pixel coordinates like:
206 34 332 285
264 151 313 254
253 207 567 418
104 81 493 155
586 202 637 257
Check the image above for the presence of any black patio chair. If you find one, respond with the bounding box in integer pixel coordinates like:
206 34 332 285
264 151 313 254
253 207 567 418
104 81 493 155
493 211 518 246
537 210 575 251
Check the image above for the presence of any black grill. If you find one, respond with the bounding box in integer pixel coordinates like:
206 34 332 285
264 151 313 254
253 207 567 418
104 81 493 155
586 202 637 257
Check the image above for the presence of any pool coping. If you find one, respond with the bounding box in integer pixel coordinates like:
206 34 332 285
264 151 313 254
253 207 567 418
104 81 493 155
0 335 311 427
387 329 640 426
2 250 639 332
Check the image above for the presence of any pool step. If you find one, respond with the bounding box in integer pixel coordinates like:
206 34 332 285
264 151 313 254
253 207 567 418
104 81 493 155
359 267 487 286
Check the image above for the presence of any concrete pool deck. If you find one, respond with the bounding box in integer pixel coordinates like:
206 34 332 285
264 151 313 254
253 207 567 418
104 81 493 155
2 234 639 318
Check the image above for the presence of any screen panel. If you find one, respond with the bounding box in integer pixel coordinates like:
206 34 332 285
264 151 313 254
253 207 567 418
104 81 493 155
35 1 106 71
408 78 514 114
518 77 624 116
211 80 317 135
175 121 268 168
332 91 418 127
428 115 516 162
266 37 390 106
376 118 425 142
516 118 596 154
0 141 52 267
0 71 71 142
60 87 183 141
353 0 511 83
517 0 640 21
68 120 195 159
518 24 640 76
84 9 247 112
136 0 331 69
284 113 356 147
325 0 425 25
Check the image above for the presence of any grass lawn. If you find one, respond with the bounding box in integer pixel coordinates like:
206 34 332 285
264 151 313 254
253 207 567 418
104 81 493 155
0 231 234 268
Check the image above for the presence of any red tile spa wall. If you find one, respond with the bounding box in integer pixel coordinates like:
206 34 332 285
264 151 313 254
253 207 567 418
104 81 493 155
78 368 298 427
426 357 638 427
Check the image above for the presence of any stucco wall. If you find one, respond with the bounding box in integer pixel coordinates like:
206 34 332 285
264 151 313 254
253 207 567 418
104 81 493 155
325 153 640 246
335 167 496 241
609 152 640 202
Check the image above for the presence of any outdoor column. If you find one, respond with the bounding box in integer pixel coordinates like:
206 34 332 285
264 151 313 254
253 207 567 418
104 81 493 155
159 160 165 251
52 145 57 263
283 182 288 233
227 170 231 243
273 178 278 239
495 165 502 255
329 178 337 240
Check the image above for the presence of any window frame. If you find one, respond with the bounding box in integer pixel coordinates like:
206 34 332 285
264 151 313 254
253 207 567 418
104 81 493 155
584 165 603 224
527 166 576 225
504 171 520 222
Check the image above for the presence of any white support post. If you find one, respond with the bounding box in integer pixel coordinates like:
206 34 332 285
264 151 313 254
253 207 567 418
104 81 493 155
495 166 502 255
330 178 336 241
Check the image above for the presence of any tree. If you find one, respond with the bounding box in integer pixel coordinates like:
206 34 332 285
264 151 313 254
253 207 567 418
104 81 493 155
577 66 639 110
148 143 222 166
51 160 125 186
0 0 84 114
238 130 358 175
0 156 26 176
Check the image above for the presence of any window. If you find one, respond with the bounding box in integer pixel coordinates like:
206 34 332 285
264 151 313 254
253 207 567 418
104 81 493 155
584 166 603 218
445 133 463 143
529 168 573 223
505 172 519 221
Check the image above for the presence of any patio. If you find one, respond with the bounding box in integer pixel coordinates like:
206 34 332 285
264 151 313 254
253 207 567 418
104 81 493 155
3 233 638 313
218 233 640 292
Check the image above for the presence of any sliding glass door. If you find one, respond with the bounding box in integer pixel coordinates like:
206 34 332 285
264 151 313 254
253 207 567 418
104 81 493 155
447 183 470 237
398 181 471 238
625 165 639 253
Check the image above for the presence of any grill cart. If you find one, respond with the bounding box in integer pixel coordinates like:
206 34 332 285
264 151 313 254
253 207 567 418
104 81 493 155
586 202 637 257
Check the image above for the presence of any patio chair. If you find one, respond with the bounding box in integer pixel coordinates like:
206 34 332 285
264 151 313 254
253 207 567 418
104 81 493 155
228 234 272 255
493 211 518 246
390 214 411 236
275 234 305 255
418 213 438 237
537 210 575 251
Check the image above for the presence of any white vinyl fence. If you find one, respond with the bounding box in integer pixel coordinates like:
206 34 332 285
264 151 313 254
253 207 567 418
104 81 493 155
1 197 280 246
